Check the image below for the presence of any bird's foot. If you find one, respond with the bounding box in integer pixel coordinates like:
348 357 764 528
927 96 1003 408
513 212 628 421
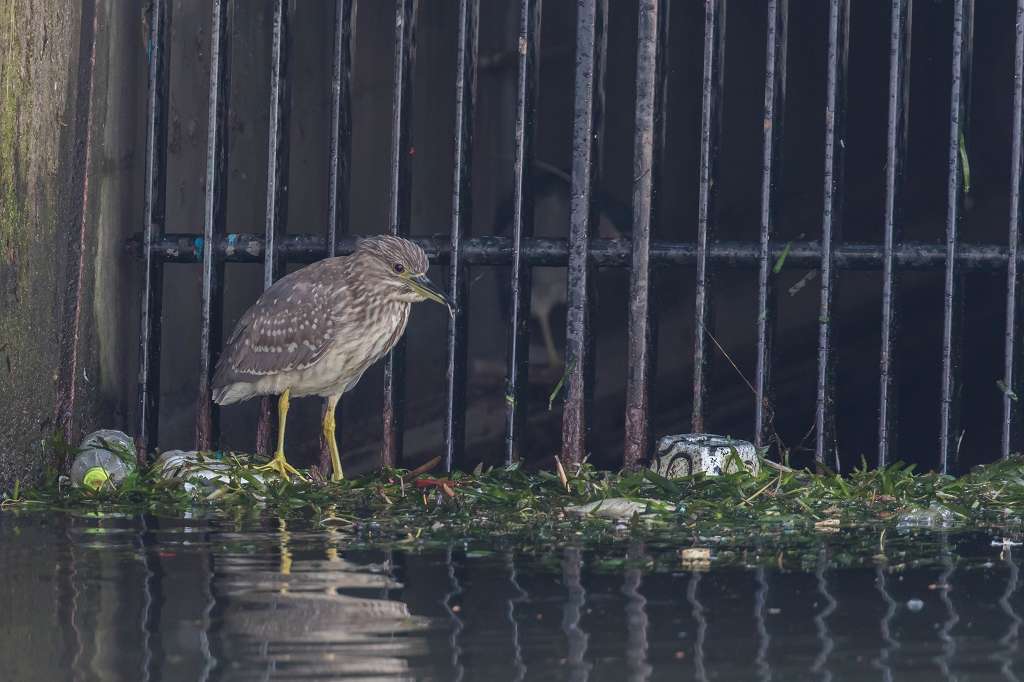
256 453 307 481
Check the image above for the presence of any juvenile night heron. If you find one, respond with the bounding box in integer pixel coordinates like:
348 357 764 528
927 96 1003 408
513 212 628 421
212 235 453 481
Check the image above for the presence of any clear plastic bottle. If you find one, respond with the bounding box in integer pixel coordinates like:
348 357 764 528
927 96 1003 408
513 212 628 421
70 448 135 491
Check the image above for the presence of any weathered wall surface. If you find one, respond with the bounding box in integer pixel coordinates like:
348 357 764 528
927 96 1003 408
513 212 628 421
0 0 144 491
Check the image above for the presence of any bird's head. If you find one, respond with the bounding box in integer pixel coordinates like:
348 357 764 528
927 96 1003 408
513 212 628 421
354 235 454 316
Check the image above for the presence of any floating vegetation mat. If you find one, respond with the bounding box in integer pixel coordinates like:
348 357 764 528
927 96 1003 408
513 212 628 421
6 453 1024 553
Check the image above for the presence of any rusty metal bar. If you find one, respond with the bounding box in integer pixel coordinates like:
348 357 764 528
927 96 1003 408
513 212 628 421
939 0 974 473
136 0 170 458
444 0 478 472
382 0 418 468
562 0 607 465
754 0 788 450
691 0 726 435
327 0 355 259
319 0 356 473
195 0 232 450
814 0 849 466
878 0 912 467
623 0 666 469
255 0 291 458
503 0 541 466
136 233 1024 271
1003 0 1024 458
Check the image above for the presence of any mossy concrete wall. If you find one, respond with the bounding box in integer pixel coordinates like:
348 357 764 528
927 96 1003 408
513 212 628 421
0 0 144 491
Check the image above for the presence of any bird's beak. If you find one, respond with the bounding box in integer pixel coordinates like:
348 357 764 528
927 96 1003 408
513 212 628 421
410 274 455 317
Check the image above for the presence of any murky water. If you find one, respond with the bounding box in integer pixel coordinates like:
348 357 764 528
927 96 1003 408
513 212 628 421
2 511 1023 680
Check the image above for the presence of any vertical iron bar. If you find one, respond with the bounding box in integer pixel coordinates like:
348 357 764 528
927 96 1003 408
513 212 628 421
320 0 356 474
878 0 913 468
939 0 973 473
691 0 727 435
137 0 170 460
562 0 607 465
382 0 418 468
754 0 788 450
1003 0 1024 458
196 0 232 450
444 0 478 472
327 0 355 259
256 0 291 458
814 0 850 466
503 0 542 465
624 0 666 468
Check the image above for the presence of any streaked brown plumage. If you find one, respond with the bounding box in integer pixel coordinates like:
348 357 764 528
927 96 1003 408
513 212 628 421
212 235 452 480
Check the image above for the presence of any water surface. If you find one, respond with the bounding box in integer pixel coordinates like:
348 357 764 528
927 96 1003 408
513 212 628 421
2 510 1022 680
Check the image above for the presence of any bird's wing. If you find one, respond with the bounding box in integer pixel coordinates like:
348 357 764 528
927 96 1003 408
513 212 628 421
216 265 339 380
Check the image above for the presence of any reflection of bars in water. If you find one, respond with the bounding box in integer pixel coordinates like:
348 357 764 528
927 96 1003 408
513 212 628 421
131 0 1023 474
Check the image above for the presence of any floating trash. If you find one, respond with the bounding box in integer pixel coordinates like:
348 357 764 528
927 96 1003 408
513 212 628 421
896 502 959 529
153 450 266 497
70 430 137 491
649 434 760 478
566 498 667 520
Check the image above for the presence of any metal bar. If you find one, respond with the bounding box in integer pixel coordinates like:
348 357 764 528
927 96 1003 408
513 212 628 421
444 0 478 472
939 0 973 473
137 233 1024 271
754 0 788 450
136 0 169 459
503 0 541 466
195 0 232 451
382 0 418 468
256 0 291 458
814 0 850 466
327 0 355 259
691 0 726 435
878 0 912 468
563 0 606 465
624 0 665 469
320 0 356 474
1003 0 1024 458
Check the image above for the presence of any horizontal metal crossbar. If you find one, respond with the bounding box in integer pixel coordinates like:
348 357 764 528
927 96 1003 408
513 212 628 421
129 233 1024 271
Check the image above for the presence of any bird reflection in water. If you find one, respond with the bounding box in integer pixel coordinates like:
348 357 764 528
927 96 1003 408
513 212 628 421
213 517 430 680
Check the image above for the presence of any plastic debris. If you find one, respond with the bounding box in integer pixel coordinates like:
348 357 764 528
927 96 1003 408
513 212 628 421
153 450 266 497
650 434 760 478
70 430 136 491
566 498 660 520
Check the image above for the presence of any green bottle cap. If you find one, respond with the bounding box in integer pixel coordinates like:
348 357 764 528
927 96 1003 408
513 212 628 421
82 466 110 491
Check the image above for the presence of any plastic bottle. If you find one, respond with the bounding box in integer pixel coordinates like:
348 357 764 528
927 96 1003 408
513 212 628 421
70 429 137 491
70 448 135 491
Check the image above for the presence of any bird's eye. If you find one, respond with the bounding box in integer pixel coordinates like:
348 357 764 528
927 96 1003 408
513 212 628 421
393 263 405 274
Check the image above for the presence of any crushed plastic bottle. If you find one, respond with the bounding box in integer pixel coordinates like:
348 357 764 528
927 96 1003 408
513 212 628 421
80 429 135 456
154 450 265 496
70 448 135 491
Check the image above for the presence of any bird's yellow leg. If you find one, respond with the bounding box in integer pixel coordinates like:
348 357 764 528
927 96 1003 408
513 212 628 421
256 388 305 480
323 394 344 482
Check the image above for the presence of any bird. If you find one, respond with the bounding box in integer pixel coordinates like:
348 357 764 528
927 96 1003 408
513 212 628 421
494 161 629 368
211 235 454 481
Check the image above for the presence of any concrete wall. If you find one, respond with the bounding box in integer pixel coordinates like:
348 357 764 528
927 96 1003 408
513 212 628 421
0 0 145 491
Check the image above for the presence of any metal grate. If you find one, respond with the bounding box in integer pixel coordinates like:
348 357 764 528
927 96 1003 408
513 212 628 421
131 0 1024 474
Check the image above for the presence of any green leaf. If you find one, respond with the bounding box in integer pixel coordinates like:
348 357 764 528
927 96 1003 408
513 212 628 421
773 241 793 274
959 129 971 194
